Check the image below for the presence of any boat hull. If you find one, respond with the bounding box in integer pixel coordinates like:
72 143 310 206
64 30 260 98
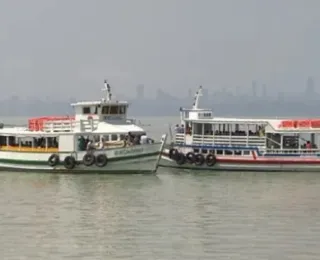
159 148 320 172
0 141 166 174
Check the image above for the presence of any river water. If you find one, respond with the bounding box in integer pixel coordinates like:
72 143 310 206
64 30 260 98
0 116 320 259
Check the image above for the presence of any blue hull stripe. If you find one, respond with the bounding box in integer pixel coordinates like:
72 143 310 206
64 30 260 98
173 144 320 157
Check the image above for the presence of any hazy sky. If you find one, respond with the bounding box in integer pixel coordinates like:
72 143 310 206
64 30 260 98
0 0 319 100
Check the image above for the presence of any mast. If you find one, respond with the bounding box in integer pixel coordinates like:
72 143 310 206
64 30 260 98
102 79 112 101
192 85 203 109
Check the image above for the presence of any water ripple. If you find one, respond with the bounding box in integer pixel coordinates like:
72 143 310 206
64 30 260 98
0 171 320 259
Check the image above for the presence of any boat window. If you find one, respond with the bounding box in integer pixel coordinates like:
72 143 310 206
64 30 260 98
0 136 6 146
204 124 213 135
111 134 118 141
120 134 126 140
102 135 110 141
193 123 203 135
243 151 250 155
101 106 109 114
82 107 91 114
109 106 119 115
8 136 16 146
119 106 126 115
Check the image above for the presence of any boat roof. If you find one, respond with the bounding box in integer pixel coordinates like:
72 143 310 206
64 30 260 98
0 122 145 137
71 100 128 107
185 117 272 123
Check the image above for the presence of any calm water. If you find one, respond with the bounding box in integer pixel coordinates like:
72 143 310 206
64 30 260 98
0 116 320 259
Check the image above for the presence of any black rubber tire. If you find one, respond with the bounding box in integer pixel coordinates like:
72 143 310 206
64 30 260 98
169 148 178 160
48 154 59 167
95 154 108 167
83 153 95 166
186 152 196 164
64 156 76 170
176 153 186 165
206 154 217 166
194 154 205 166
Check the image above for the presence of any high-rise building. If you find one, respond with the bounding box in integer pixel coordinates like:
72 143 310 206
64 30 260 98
262 84 267 98
251 80 257 97
136 84 145 99
306 76 315 95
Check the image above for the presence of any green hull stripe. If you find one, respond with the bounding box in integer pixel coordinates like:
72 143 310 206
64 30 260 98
0 151 160 166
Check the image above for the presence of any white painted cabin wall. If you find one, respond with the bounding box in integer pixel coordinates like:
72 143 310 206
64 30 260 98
59 135 75 152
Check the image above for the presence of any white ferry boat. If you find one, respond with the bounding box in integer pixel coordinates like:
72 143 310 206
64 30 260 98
160 86 320 172
0 80 167 173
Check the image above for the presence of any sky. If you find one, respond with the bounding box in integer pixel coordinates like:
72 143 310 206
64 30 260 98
0 0 319 100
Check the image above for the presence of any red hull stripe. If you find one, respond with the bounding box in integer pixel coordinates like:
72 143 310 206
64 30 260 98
217 158 320 165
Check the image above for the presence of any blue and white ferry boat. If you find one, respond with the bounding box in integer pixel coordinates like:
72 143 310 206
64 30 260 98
160 86 320 172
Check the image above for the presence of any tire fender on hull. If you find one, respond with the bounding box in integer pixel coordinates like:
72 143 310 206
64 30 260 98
169 148 179 160
83 153 95 166
194 154 205 166
95 154 108 167
176 153 186 165
48 154 60 167
64 156 76 170
186 152 196 164
206 154 217 166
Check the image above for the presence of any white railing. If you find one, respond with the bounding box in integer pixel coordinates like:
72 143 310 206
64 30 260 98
78 119 99 132
43 119 75 132
174 133 266 147
42 119 100 133
175 133 185 144
265 149 320 154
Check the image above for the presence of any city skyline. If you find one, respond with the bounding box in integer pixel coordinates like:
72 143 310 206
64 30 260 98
0 76 319 117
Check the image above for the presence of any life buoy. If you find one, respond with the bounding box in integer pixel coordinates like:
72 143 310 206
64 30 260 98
87 115 93 120
64 156 76 170
48 154 59 167
206 154 216 166
176 153 186 165
194 154 205 166
186 152 195 164
83 153 95 166
95 154 108 167
169 148 178 160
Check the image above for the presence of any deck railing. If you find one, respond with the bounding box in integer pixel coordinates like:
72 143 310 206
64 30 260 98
41 119 100 133
174 133 266 147
265 148 320 154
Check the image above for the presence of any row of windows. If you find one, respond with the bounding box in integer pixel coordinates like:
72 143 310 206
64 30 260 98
82 106 126 115
194 148 251 156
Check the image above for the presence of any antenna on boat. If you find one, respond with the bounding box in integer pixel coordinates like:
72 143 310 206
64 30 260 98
102 79 112 101
192 85 203 109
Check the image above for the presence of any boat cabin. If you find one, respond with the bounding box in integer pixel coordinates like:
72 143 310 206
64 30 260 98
0 80 148 153
173 86 320 156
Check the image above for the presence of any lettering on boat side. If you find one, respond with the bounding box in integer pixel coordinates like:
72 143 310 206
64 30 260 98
114 147 144 156
279 119 320 128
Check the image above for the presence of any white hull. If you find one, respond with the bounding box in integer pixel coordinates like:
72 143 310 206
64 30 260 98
0 141 166 174
0 155 159 174
159 149 320 172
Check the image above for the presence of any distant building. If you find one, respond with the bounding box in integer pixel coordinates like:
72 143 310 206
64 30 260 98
305 76 315 96
262 84 267 98
251 80 257 97
136 84 145 99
